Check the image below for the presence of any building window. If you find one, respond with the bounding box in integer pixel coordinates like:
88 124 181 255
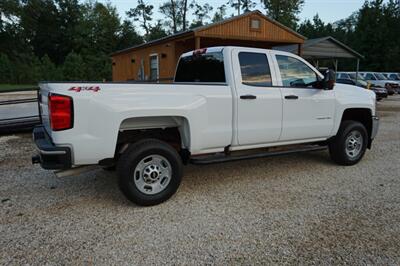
250 18 261 31
149 54 159 81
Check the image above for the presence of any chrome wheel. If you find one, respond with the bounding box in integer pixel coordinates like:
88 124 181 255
345 130 363 159
133 155 172 195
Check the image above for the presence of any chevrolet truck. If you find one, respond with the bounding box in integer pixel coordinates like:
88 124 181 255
32 47 379 206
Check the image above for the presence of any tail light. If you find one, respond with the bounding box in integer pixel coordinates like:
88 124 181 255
48 94 73 131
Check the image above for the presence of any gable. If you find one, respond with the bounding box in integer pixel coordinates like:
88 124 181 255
195 13 304 44
303 39 358 59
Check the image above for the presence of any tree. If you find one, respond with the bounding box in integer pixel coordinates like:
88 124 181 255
0 53 14 83
260 0 305 28
227 0 255 15
127 0 153 37
19 0 61 63
182 0 189 31
159 0 183 33
189 2 213 28
212 5 227 22
227 0 240 15
39 54 62 81
117 20 143 50
62 52 86 81
146 20 168 42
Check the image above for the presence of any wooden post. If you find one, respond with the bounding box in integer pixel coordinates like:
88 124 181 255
195 37 201 50
356 59 360 83
297 44 303 57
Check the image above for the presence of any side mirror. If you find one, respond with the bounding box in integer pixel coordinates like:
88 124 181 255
322 69 335 90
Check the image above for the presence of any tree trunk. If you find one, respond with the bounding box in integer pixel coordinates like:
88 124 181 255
182 0 188 31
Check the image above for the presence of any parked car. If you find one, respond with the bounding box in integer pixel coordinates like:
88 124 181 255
360 72 397 95
382 73 400 93
383 73 400 81
32 46 379 206
336 78 387 100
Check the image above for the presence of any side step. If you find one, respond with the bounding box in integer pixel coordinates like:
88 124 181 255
190 145 327 165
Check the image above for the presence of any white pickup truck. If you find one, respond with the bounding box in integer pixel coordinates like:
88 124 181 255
32 46 379 206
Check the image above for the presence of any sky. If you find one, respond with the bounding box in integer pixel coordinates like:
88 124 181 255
103 0 371 24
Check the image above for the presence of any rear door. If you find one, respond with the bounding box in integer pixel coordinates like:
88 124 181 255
232 48 282 146
271 52 336 141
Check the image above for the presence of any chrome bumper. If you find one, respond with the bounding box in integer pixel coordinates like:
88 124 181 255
371 116 379 139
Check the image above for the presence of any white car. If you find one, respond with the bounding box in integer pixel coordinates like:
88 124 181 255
360 72 398 89
32 46 379 206
383 72 400 82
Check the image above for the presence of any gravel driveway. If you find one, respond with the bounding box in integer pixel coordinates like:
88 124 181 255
1 96 399 265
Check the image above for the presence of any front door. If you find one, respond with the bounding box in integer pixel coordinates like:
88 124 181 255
272 53 335 141
232 48 283 146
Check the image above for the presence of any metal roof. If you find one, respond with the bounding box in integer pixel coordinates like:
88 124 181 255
111 10 306 56
274 36 364 59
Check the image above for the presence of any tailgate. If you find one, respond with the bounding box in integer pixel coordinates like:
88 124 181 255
38 84 52 133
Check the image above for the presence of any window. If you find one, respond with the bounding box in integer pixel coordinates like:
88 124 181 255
375 73 387 80
149 54 158 81
389 74 400 80
340 73 350 79
174 52 225 82
276 55 319 88
238 52 272 86
365 73 376 80
336 79 354 85
250 19 261 30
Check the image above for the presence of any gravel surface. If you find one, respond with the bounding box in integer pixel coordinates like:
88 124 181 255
1 96 400 265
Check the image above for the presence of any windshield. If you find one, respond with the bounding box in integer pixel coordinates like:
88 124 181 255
348 73 365 81
174 52 225 83
375 73 387 80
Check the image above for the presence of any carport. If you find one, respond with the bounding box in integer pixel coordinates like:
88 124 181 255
274 36 364 81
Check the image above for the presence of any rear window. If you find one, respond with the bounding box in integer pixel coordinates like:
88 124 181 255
174 52 225 83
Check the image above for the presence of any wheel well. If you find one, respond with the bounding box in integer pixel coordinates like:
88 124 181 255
114 127 190 164
117 127 182 150
341 108 372 139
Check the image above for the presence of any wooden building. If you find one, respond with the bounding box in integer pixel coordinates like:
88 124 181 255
111 10 306 82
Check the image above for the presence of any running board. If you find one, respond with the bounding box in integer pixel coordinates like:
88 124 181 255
190 145 327 165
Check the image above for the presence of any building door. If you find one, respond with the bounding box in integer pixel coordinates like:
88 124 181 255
149 54 159 81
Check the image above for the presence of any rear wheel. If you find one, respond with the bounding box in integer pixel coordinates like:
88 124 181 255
117 139 183 206
329 120 368 166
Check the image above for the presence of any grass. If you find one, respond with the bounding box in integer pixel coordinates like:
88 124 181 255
0 84 38 93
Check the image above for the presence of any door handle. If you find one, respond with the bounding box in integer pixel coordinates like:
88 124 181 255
240 95 257 100
284 95 299 100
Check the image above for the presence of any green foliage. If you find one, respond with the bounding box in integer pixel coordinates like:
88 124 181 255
212 5 227 22
261 0 305 29
127 0 154 36
62 52 86 81
159 0 182 33
189 2 213 28
146 21 168 42
0 54 13 83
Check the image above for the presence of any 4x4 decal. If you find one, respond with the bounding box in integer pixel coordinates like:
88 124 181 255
69 86 100 92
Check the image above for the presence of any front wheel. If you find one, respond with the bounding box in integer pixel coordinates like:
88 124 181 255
329 120 368 166
117 139 183 206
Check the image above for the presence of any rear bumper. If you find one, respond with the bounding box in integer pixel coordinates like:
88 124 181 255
371 116 379 140
32 126 72 170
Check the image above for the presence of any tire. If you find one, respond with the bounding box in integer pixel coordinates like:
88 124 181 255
117 139 183 206
329 120 368 166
